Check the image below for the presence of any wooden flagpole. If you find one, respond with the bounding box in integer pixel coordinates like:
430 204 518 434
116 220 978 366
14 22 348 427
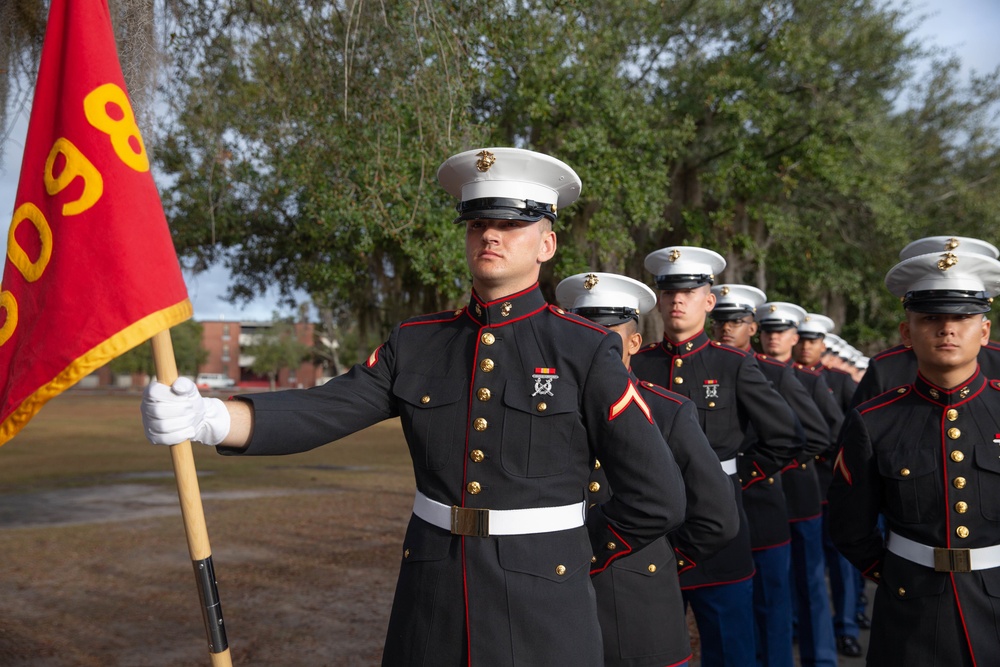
151 329 233 667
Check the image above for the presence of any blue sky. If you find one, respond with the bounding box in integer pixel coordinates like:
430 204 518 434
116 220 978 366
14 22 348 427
1 0 998 321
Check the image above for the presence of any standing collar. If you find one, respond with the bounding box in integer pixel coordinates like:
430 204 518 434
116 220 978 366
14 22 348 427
467 284 547 326
913 368 985 405
661 330 709 356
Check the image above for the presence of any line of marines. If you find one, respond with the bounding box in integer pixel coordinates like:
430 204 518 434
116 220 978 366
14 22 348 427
141 147 1000 666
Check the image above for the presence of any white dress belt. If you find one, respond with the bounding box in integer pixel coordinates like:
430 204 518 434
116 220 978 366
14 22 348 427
412 490 586 538
887 530 1000 572
721 457 737 475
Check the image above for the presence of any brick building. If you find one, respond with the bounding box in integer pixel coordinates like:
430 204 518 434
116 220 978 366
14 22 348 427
198 320 325 389
86 319 329 390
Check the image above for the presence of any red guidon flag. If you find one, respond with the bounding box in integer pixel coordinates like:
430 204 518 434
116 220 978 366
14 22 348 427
0 0 192 446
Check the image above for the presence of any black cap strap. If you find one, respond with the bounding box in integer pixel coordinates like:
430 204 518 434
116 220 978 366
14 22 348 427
456 197 557 221
571 306 639 326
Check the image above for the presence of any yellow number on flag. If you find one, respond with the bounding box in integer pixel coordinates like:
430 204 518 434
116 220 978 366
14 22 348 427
8 202 54 283
0 288 16 347
83 83 149 172
44 137 104 216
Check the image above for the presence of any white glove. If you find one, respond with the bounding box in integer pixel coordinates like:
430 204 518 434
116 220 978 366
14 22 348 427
142 377 231 446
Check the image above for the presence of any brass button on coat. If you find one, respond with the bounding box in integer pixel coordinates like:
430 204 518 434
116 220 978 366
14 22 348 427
947 409 959 421
469 449 485 463
898 587 906 597
674 377 684 385
593 458 601 470
677 560 685 567
404 549 410 558
473 418 488 431
589 481 601 493
954 476 967 489
606 542 617 551
951 450 965 462
536 402 547 412
466 481 481 495
420 395 431 404
647 564 657 573
957 525 970 539
480 358 495 372
955 501 969 514
948 427 962 440
481 332 495 345
900 468 911 477
674 358 683 367
477 387 491 401
555 565 566 576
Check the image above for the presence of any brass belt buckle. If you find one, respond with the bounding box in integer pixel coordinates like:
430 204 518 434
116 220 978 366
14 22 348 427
451 506 490 537
934 547 972 572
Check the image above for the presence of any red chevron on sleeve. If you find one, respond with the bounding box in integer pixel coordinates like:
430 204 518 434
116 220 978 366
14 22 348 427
833 447 853 485
609 380 653 424
365 345 383 368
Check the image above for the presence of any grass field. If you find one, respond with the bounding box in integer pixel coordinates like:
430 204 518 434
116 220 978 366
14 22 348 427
3 392 861 666
1 390 414 666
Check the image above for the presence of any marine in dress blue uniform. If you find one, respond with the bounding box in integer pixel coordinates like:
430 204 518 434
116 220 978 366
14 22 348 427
141 148 687 667
829 249 1000 666
711 287 798 667
630 249 803 667
852 236 1000 409
557 272 740 667
793 313 864 657
757 302 839 667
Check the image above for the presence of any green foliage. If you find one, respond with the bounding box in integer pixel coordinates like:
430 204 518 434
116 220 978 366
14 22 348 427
109 320 207 378
157 0 478 344
153 0 1000 353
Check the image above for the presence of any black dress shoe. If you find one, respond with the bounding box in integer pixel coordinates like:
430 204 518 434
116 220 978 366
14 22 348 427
838 635 863 658
856 612 872 629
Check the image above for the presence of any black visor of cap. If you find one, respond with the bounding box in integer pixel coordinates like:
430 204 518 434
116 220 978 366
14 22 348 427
454 197 557 224
797 331 826 340
571 306 639 327
903 289 992 314
759 320 797 332
711 306 754 321
655 274 714 290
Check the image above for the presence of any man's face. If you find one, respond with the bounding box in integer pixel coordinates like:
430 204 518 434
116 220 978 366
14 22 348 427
793 337 826 366
465 219 555 296
759 327 799 360
711 316 757 349
657 286 715 339
900 312 990 379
